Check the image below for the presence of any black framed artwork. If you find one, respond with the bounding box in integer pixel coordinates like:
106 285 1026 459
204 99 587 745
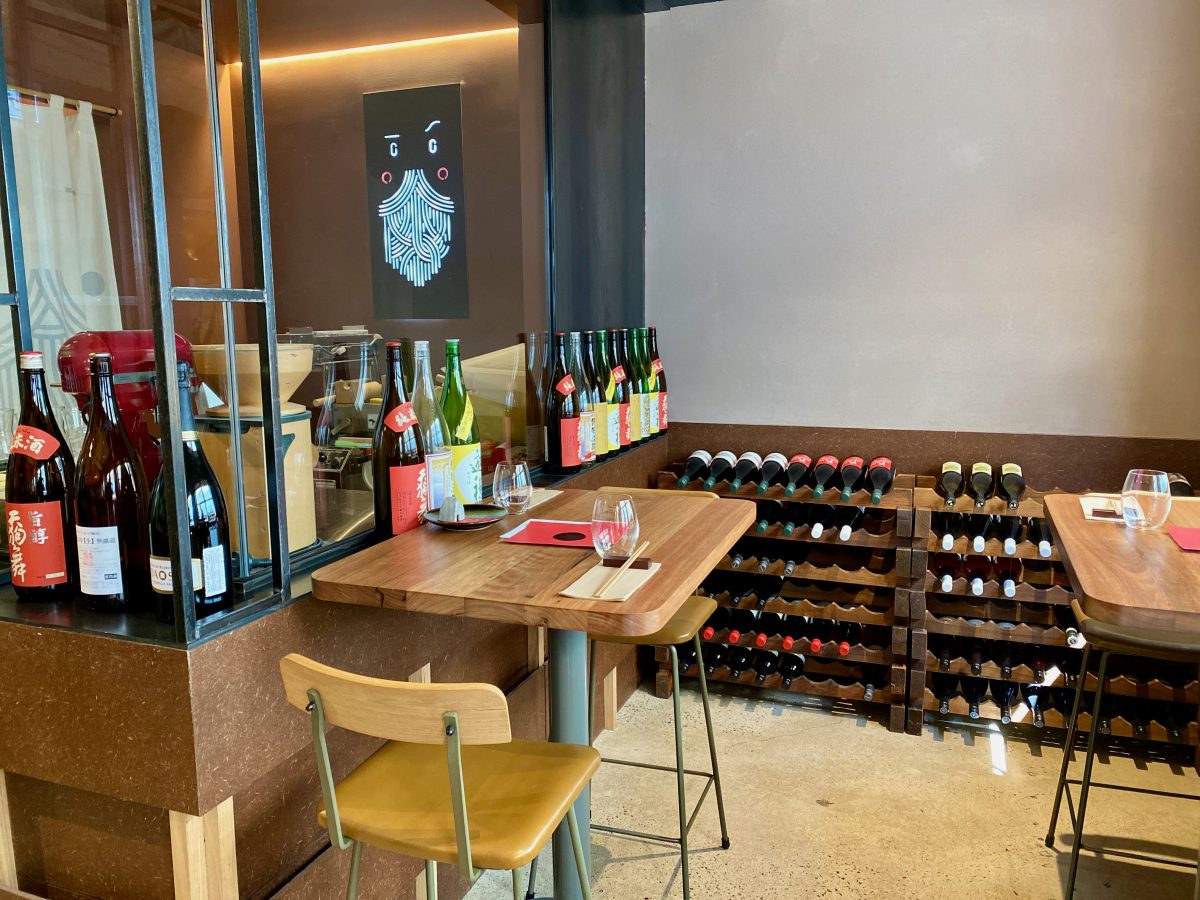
363 84 469 319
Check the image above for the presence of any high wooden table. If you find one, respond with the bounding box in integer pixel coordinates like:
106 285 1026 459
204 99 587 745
1044 493 1200 632
312 488 754 900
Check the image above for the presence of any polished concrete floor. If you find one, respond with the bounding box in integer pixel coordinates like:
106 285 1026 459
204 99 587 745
468 682 1200 899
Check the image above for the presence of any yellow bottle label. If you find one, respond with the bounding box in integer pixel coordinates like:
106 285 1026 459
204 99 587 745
450 443 482 503
629 393 644 442
941 461 962 475
971 461 992 476
1001 463 1022 477
605 373 617 403
594 401 609 456
453 395 476 443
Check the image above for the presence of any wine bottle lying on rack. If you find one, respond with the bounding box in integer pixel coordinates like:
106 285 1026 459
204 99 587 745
703 450 738 489
837 456 864 501
936 461 964 507
677 449 712 488
994 515 1021 555
935 512 964 551
1027 518 1054 558
756 452 789 494
779 652 806 687
810 455 839 499
967 462 994 508
783 454 812 496
965 513 992 554
999 463 1025 508
751 649 779 684
728 451 763 492
866 457 894 503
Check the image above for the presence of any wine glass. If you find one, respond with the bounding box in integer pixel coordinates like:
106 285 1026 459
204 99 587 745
1121 469 1171 531
493 461 532 514
52 402 86 460
592 494 640 560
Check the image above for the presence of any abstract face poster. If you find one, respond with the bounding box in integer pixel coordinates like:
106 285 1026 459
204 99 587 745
363 84 468 319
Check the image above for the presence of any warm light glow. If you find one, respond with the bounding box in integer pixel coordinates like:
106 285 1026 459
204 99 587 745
251 27 519 67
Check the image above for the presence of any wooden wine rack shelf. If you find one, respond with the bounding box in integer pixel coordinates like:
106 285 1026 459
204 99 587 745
926 533 1060 562
922 572 1074 606
661 457 1197 755
924 612 1073 647
922 652 1200 701
748 522 904 550
715 555 899 588
659 470 918 511
913 482 1059 518
705 630 896 665
920 690 1200 745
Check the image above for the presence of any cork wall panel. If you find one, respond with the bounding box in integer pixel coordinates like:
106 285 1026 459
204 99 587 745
0 624 196 813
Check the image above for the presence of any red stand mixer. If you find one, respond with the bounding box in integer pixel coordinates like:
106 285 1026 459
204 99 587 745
57 330 193 484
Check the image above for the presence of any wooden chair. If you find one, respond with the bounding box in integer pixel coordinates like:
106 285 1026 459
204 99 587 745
280 654 599 900
1045 600 1200 897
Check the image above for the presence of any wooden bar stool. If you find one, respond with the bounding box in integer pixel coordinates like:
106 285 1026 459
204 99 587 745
1044 600 1200 898
280 654 599 900
529 594 730 899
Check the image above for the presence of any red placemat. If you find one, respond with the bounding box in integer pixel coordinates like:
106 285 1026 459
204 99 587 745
501 519 595 548
1169 526 1200 551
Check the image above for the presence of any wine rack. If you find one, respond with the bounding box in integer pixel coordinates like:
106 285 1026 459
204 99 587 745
655 456 1200 756
654 467 918 733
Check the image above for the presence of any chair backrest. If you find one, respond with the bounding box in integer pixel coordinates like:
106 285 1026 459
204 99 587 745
598 485 718 501
279 653 512 745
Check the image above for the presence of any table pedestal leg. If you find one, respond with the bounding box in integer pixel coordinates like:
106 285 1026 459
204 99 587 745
549 629 589 900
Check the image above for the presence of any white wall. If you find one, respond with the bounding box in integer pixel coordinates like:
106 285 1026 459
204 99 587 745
646 0 1200 439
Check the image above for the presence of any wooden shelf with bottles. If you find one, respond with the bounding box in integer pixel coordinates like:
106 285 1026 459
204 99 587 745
922 652 1200 702
923 612 1074 647
922 572 1074 606
912 478 1062 519
924 596 1074 627
919 689 1200 746
714 553 900 588
704 586 897 627
746 520 905 550
702 627 898 665
656 650 909 732
658 469 918 513
926 533 1061 562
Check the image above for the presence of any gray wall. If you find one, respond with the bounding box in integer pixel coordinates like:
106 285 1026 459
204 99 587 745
646 0 1200 439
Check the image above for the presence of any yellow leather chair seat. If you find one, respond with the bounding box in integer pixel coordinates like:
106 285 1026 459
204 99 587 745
318 738 600 870
591 594 716 647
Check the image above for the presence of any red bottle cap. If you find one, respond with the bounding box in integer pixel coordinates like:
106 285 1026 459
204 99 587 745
782 636 794 651
728 630 741 644
838 641 851 656
809 638 823 653
755 633 767 648
701 626 715 641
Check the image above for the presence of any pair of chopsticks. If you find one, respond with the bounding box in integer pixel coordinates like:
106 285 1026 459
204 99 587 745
593 541 651 599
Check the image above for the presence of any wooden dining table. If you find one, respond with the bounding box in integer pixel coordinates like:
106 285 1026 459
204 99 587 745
1044 493 1200 632
312 487 755 900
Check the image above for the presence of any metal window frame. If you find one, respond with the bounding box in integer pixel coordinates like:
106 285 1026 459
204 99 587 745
0 0 290 645
127 0 289 644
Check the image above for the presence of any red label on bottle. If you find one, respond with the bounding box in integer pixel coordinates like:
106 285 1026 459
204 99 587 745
618 403 631 445
869 456 893 471
611 366 626 384
388 463 427 534
651 358 663 375
7 501 67 586
816 454 840 468
555 374 576 396
843 456 864 469
10 425 60 461
658 391 668 430
789 453 812 466
560 416 581 466
383 402 418 433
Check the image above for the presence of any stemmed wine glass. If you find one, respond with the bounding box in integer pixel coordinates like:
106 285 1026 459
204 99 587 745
592 493 640 560
493 461 533 514
1121 469 1171 530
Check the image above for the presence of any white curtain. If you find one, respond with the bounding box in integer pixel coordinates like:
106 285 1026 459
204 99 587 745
0 91 122 410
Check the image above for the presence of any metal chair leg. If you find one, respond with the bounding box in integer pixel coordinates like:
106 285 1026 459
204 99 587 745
524 856 538 900
345 841 363 900
1065 650 1110 898
566 807 593 900
588 640 597 746
1046 644 1091 847
670 645 691 900
425 859 438 900
511 865 525 900
694 634 730 849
